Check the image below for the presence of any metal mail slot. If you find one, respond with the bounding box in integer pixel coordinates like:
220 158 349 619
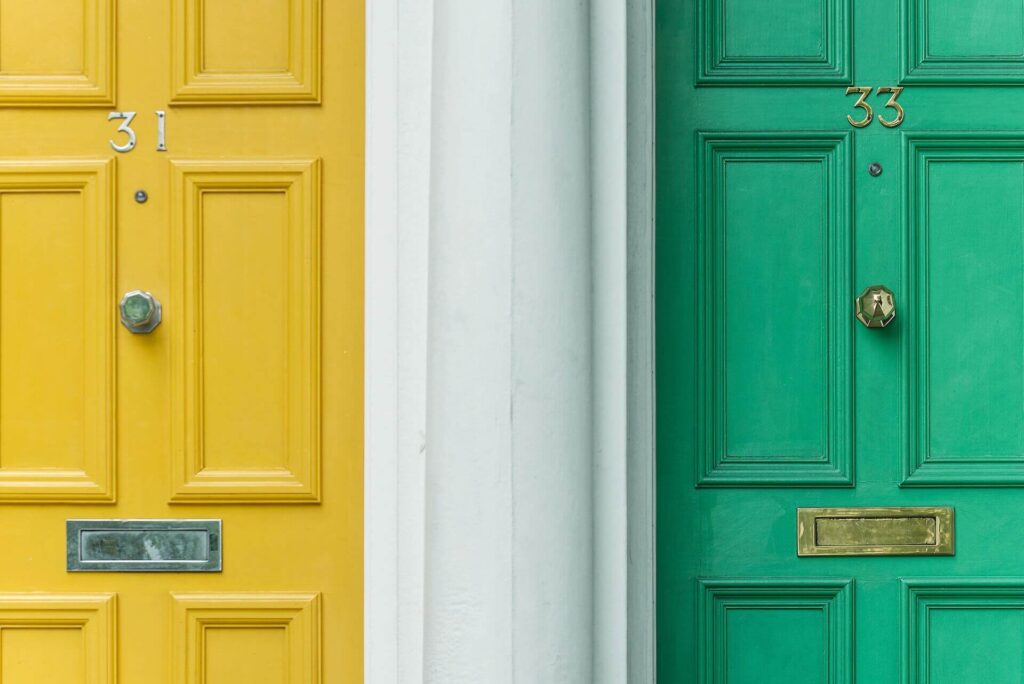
67 519 222 572
797 507 954 557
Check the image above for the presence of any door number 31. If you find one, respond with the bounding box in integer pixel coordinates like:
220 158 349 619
108 111 167 153
845 86 905 128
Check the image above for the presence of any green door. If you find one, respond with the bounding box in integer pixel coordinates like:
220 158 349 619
657 0 1024 681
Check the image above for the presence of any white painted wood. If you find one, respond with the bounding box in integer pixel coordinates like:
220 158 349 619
424 0 593 681
365 0 432 681
366 0 656 680
591 0 628 681
625 0 657 680
364 0 399 679
396 2 433 681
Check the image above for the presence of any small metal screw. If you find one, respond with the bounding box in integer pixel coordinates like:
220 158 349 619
135 190 148 204
868 163 883 177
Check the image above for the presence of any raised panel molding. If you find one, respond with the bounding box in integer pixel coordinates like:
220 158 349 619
171 160 321 502
171 0 321 104
697 133 853 487
903 135 1024 486
700 579 853 684
0 160 114 501
902 579 1024 683
901 0 1024 83
172 593 320 684
697 0 851 85
0 593 115 684
0 0 114 105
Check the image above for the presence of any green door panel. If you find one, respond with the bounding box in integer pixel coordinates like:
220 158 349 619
697 134 853 486
657 0 1024 681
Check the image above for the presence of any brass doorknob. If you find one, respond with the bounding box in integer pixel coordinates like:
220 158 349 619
120 290 162 334
855 285 895 328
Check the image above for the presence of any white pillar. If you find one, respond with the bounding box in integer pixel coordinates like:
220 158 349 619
424 0 593 681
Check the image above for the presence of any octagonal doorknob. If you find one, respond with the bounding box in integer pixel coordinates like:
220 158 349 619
855 285 895 329
120 290 162 334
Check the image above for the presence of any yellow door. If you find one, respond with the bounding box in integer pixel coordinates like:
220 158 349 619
0 0 363 682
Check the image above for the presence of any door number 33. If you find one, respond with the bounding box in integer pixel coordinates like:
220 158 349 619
845 86 905 128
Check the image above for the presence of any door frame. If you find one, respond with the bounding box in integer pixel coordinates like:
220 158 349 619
364 0 657 679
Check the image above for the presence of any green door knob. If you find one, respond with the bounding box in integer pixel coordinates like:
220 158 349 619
119 290 162 334
855 285 895 329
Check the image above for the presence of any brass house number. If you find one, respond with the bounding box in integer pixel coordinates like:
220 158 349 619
845 86 905 128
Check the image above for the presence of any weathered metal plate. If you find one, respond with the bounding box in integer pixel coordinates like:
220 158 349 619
797 507 954 557
67 519 222 572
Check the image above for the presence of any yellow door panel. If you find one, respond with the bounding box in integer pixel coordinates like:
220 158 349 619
170 161 321 502
0 0 114 105
172 593 320 684
0 0 362 680
0 161 114 500
0 594 115 684
171 0 321 103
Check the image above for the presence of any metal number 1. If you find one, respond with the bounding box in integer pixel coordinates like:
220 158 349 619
156 110 167 151
108 112 137 152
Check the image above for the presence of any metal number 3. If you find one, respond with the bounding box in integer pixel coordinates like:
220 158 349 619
845 87 873 128
108 112 137 153
846 86 905 128
877 86 905 128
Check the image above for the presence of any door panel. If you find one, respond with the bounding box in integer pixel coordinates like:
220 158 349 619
0 0 114 105
659 0 1024 682
905 137 1024 484
700 580 853 684
170 160 321 502
0 594 115 684
0 162 114 499
697 134 853 485
171 592 320 684
0 0 362 682
697 0 851 84
903 0 1024 83
170 0 320 103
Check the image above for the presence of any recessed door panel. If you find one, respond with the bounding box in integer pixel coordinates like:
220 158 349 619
0 162 113 500
171 0 321 103
170 161 320 502
697 134 853 486
903 0 1024 82
698 0 851 84
0 0 113 104
172 593 320 684
0 594 115 684
904 137 1024 484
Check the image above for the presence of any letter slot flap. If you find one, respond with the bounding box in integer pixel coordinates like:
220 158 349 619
67 519 222 572
797 507 954 557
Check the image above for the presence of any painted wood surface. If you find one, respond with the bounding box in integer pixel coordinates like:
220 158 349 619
0 0 364 680
659 0 1024 680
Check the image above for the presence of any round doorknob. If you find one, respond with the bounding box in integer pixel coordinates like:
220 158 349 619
120 290 162 334
855 285 895 329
